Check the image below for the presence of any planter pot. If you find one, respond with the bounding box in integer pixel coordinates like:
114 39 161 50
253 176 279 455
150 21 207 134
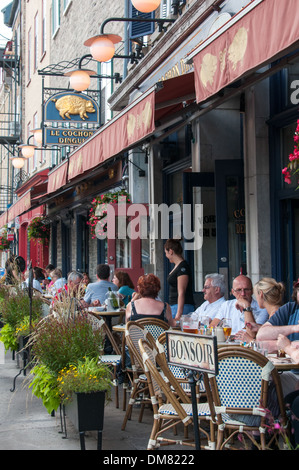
65 390 106 450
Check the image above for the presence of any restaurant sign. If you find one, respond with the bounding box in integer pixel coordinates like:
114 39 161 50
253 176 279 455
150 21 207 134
166 331 218 375
43 91 100 146
44 92 99 123
44 128 97 146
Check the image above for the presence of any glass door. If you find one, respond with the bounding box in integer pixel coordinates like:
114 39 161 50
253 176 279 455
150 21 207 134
182 172 215 307
281 198 299 297
215 160 245 296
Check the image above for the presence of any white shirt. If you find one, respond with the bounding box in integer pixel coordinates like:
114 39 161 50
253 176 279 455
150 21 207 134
23 278 43 293
193 296 225 321
51 278 67 295
214 298 269 335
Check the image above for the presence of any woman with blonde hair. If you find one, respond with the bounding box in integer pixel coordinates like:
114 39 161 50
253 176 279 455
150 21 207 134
235 277 285 343
253 277 285 317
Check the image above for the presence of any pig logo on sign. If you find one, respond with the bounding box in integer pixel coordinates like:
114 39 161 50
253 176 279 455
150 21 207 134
52 95 96 120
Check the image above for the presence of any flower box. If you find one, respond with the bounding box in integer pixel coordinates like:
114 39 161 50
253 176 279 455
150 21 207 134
65 390 106 450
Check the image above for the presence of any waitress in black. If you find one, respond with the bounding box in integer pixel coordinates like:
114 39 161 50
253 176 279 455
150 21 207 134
164 239 195 322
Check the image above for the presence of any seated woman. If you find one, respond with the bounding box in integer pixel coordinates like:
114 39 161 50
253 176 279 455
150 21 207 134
113 271 135 306
125 273 175 327
49 268 67 296
22 270 43 293
235 277 285 344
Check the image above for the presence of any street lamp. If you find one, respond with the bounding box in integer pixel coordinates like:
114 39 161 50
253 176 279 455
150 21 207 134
131 0 161 12
30 127 43 145
10 156 26 169
18 135 37 159
66 69 94 91
84 34 122 63
84 16 175 63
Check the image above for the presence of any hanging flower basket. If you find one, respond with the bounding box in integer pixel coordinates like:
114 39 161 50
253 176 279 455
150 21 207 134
282 119 299 189
0 232 11 251
87 190 131 239
27 217 50 245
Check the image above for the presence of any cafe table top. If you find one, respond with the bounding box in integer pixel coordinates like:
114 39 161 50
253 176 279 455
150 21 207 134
266 353 299 371
217 342 299 371
89 309 125 319
112 323 126 332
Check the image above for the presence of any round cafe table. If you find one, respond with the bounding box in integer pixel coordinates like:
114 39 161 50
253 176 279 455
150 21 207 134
89 309 125 330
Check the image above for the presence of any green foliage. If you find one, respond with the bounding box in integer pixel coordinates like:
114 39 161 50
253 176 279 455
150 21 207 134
28 364 61 414
87 190 131 239
31 314 104 375
0 288 43 330
27 217 50 245
0 231 11 251
58 356 112 404
0 323 18 351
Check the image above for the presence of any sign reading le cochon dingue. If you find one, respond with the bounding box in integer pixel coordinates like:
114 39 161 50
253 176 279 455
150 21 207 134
43 92 99 146
166 331 218 375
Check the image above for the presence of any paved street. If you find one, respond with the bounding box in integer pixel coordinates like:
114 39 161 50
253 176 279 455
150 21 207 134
0 343 195 454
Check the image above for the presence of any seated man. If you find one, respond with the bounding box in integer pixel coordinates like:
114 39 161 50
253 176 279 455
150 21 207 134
193 273 226 324
210 274 268 338
256 281 299 351
82 264 117 307
52 271 83 297
256 285 299 396
277 334 299 363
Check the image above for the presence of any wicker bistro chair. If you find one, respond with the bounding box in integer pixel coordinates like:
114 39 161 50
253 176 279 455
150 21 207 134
121 321 166 430
208 345 288 450
138 338 216 450
88 314 122 408
121 318 171 429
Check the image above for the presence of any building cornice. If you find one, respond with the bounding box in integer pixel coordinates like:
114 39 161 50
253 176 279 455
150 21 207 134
108 0 223 111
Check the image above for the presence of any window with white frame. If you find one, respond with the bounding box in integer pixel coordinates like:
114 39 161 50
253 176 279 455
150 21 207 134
100 61 113 123
160 0 172 17
27 28 31 81
52 0 60 37
42 0 46 56
34 13 38 70
27 122 31 173
63 0 72 13
33 114 38 169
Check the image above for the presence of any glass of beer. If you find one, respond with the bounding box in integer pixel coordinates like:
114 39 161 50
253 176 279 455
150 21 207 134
182 315 199 334
222 318 232 342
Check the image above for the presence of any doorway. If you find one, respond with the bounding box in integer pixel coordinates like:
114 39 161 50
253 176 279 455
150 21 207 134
215 160 246 296
281 198 299 297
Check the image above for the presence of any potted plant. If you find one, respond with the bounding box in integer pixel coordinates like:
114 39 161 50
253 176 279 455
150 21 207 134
28 313 111 449
0 229 11 251
282 119 299 188
27 216 50 245
0 286 43 354
58 356 112 450
87 190 131 239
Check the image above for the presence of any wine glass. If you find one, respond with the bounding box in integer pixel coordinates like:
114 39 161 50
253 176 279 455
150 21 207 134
222 318 232 342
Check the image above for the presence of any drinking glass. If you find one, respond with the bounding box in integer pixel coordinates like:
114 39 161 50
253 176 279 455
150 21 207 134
222 318 232 342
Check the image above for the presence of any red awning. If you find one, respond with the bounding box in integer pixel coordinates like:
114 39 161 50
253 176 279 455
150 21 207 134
67 88 156 182
47 159 68 195
0 212 7 229
7 190 31 223
18 205 45 225
192 0 299 104
66 73 195 182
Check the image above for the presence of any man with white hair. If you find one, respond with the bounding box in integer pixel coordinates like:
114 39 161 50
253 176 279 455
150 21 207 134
193 273 226 324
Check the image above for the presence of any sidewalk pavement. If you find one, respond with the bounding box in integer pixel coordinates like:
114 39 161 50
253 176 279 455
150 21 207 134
0 342 193 453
